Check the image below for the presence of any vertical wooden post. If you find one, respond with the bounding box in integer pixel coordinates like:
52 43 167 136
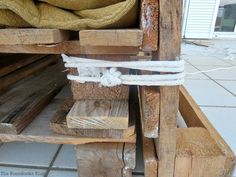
155 0 182 177
75 143 136 177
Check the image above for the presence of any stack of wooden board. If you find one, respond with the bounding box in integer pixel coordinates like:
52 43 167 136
0 54 67 134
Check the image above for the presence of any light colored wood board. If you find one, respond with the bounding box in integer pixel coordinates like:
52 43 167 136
140 0 159 51
80 29 143 47
0 29 69 45
179 86 236 176
0 62 67 134
138 86 160 138
66 100 129 130
76 143 136 177
50 98 135 138
0 98 136 145
0 41 139 55
0 55 59 91
155 0 183 176
175 128 226 177
0 54 46 77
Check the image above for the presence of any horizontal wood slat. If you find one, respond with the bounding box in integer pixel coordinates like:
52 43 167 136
0 29 69 45
80 30 143 47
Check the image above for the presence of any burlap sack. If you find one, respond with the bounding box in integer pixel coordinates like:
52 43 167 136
0 0 137 31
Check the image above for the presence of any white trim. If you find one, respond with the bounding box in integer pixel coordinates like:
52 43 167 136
182 0 190 37
210 0 221 38
213 32 236 38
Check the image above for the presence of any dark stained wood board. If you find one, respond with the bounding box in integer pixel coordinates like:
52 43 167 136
0 61 67 134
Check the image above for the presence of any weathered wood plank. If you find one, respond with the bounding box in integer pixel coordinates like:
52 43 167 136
80 30 143 47
76 143 136 177
142 131 158 177
0 41 139 55
0 54 46 77
155 0 183 176
140 0 159 51
50 98 135 139
66 100 129 130
0 29 69 45
0 62 67 134
179 86 236 176
138 86 160 138
0 55 59 91
175 128 226 177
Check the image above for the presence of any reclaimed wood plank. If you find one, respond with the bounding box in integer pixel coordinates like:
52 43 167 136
179 86 236 177
0 41 139 55
66 100 129 130
154 0 183 176
0 54 46 77
76 143 136 177
50 98 135 139
0 29 70 45
138 86 160 138
80 30 143 47
0 55 59 91
140 0 159 51
0 62 67 134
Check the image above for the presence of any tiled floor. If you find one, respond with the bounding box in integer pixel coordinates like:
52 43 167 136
0 39 235 177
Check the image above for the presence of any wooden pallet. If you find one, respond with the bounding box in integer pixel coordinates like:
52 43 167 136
141 86 236 177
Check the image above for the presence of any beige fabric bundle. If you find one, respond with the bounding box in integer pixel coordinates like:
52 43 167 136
0 0 138 31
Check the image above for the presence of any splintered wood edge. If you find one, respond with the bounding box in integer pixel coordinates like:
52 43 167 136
138 86 160 138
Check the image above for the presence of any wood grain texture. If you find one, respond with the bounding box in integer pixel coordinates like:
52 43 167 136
0 62 67 134
155 0 183 176
175 128 226 177
0 29 69 45
0 54 46 77
179 86 236 177
71 81 129 100
76 143 136 177
0 55 59 91
67 100 129 130
70 55 130 100
138 86 160 138
140 0 159 51
80 30 143 47
0 41 139 55
50 98 135 139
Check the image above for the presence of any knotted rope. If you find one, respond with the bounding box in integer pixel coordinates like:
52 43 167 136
62 54 185 87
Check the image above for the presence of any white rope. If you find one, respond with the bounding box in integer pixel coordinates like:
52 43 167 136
62 54 185 87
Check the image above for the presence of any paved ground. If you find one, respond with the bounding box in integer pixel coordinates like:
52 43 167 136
0 39 235 177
